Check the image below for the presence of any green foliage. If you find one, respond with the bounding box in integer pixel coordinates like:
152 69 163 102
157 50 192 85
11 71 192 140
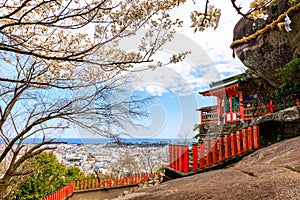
275 58 300 99
289 0 297 4
85 173 97 179
155 165 166 174
270 1 278 6
11 152 84 200
235 69 261 81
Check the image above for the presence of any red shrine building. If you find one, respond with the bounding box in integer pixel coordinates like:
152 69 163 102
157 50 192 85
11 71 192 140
197 74 300 125
167 73 299 176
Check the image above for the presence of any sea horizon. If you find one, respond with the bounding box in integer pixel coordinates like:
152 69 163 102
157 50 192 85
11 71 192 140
1 137 196 145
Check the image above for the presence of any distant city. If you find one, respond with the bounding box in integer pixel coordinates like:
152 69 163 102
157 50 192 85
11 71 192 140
0 138 196 178
53 141 171 176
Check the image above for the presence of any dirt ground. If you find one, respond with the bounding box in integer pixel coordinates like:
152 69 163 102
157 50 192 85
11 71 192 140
69 186 136 200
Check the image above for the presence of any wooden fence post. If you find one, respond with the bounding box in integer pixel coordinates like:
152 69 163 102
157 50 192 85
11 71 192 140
237 130 243 154
57 190 60 200
114 178 118 187
95 179 98 189
253 125 260 148
248 126 253 150
120 177 123 186
136 174 139 184
224 134 231 159
270 99 274 113
131 176 135 184
169 145 174 169
211 137 218 164
231 132 237 157
205 139 212 167
199 141 205 169
109 178 113 187
218 135 225 162
139 174 142 183
92 179 95 190
192 143 198 171
242 128 248 152
178 146 183 172
183 146 189 173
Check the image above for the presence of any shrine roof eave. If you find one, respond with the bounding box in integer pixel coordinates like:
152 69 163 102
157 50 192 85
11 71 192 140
196 105 217 111
199 79 239 96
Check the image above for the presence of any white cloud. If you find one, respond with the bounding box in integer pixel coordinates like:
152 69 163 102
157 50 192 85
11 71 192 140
164 0 249 92
124 1 251 97
141 85 168 97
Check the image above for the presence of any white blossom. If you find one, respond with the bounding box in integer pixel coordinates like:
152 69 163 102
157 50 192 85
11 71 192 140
284 14 292 32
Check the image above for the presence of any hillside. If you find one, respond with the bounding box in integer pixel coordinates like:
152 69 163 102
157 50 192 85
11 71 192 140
117 136 300 200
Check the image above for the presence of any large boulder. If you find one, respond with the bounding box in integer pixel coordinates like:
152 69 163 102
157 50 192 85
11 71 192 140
250 106 300 143
232 0 300 87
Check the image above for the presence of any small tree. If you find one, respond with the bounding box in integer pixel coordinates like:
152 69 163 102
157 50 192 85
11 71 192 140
140 149 159 174
0 53 151 199
120 155 139 176
11 152 84 200
275 58 300 99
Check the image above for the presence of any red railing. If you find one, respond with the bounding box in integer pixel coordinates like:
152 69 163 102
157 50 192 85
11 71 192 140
42 173 154 200
273 96 300 111
169 145 189 173
200 111 218 124
74 173 154 192
243 104 272 121
169 125 260 173
199 97 300 124
43 182 75 200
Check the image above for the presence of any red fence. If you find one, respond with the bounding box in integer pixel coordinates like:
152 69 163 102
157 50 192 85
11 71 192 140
74 173 154 192
43 182 74 200
169 125 260 173
168 145 189 173
43 173 154 200
200 97 300 124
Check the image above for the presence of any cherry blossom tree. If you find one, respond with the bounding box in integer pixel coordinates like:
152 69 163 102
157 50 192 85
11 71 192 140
0 0 288 198
0 1 187 198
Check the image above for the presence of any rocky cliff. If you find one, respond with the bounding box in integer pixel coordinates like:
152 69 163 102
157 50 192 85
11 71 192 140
250 106 300 143
232 0 300 87
117 136 300 200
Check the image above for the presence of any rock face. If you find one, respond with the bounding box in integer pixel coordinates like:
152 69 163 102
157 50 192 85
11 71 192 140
250 106 300 142
115 136 300 200
233 0 300 87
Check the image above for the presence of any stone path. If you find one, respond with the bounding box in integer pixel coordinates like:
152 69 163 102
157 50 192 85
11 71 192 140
68 186 136 200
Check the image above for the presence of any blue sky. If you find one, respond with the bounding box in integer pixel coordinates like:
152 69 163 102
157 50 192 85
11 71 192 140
70 0 253 139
